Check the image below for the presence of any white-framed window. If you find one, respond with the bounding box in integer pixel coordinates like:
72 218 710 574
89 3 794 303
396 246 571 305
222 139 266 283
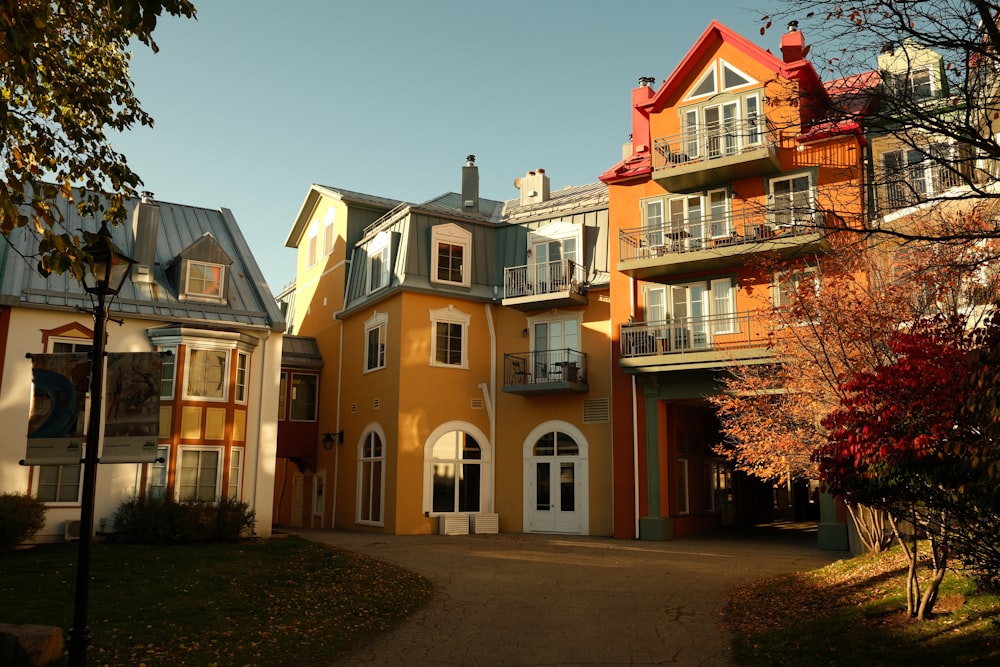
177 446 223 503
529 314 582 382
159 348 177 399
367 233 391 294
431 224 472 287
773 265 820 308
881 143 960 210
51 339 93 354
185 261 225 300
278 371 287 420
35 463 82 503
711 278 737 334
679 90 762 161
684 58 756 100
768 173 815 227
430 306 470 368
289 373 318 421
184 348 229 401
643 190 730 248
528 222 582 292
307 219 319 267
358 430 385 525
234 351 249 403
227 448 243 499
888 65 939 102
429 430 482 514
677 458 690 515
322 208 336 257
148 445 169 499
364 312 387 372
645 276 737 348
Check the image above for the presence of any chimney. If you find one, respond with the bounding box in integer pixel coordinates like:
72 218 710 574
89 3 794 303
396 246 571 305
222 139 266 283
461 155 479 214
514 169 550 206
130 191 159 283
781 20 809 62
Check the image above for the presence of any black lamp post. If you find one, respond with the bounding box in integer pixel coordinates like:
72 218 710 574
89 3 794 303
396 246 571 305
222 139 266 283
67 221 136 667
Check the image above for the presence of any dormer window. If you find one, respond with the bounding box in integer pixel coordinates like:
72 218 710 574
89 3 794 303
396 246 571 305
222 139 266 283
367 233 391 294
186 261 225 300
430 223 472 288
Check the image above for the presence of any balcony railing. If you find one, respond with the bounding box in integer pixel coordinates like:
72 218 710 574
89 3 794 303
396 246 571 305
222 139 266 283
652 117 775 170
882 163 966 211
619 208 823 262
504 259 585 299
503 348 587 387
620 311 771 359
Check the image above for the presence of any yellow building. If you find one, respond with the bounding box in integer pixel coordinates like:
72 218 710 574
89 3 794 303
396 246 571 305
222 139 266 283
282 159 614 536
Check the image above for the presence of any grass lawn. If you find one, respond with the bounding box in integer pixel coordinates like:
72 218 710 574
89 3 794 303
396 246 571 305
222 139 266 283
0 535 432 666
723 546 1000 666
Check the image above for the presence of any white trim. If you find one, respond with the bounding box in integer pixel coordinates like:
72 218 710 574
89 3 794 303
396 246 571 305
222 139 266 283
366 231 391 294
184 260 226 302
228 447 244 499
429 306 471 368
176 445 225 503
182 347 230 402
364 311 388 373
521 421 590 535
422 421 492 516
430 223 472 287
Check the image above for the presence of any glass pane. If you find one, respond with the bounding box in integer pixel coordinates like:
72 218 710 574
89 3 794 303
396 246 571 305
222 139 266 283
560 462 575 512
372 461 383 520
432 462 456 513
556 432 579 456
533 432 555 457
432 432 457 460
360 461 373 520
457 462 480 512
461 434 481 460
536 462 551 511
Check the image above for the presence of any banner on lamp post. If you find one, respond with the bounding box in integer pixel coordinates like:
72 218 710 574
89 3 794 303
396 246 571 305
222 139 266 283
100 352 162 464
25 353 91 465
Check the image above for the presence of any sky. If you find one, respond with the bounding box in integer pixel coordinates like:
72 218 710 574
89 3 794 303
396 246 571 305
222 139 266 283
112 1 773 293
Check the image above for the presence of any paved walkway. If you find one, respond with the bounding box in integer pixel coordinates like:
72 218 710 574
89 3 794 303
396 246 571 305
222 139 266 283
295 523 847 667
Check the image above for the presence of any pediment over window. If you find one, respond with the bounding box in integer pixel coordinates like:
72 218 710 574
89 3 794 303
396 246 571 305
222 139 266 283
166 233 233 303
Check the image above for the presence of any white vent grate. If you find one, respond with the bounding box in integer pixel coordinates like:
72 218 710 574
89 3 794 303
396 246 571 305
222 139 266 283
471 398 484 410
471 513 499 534
583 397 610 423
438 513 469 535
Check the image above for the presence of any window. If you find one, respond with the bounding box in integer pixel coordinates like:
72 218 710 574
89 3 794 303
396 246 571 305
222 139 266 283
185 348 229 400
228 448 243 499
322 208 336 257
643 190 730 250
186 261 225 299
365 312 387 372
278 371 287 420
430 307 470 368
881 144 960 210
35 463 81 503
148 445 169 499
773 266 819 308
531 316 581 381
178 447 222 502
645 277 737 349
528 222 582 294
643 199 664 247
358 431 385 524
888 66 938 102
51 340 92 354
234 351 249 403
289 373 318 421
313 472 325 516
307 220 319 267
769 173 814 227
711 278 737 334
367 233 391 293
159 348 176 399
679 90 762 160
431 224 471 287
677 458 690 515
430 431 481 514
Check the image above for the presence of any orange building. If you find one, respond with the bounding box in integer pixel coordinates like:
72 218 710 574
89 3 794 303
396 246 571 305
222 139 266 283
600 22 867 540
280 160 615 536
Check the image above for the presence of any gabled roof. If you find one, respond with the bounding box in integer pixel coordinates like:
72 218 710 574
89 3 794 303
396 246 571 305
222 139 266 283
281 335 323 369
285 184 403 248
0 189 285 332
644 20 785 114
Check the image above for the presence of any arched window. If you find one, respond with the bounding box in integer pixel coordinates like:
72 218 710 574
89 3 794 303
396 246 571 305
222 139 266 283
358 431 384 525
430 431 481 513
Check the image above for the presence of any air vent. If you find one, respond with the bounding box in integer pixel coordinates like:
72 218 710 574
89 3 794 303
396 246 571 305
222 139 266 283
351 403 358 414
373 398 380 410
583 398 610 424
471 398 484 410
438 513 470 535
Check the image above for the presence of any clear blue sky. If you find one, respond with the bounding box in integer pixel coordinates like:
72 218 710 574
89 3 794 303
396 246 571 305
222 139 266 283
113 1 771 293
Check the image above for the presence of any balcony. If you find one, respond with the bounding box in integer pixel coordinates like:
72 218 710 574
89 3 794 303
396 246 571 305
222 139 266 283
618 209 829 280
652 118 781 192
880 162 967 213
619 311 772 373
502 259 587 311
501 349 588 395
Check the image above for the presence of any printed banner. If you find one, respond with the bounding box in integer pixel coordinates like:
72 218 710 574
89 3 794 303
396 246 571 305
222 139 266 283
100 352 162 463
25 353 91 465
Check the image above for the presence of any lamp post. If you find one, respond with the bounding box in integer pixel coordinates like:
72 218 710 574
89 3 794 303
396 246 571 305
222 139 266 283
67 221 136 667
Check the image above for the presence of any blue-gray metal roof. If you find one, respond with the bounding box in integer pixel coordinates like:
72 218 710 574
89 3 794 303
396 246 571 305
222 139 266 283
0 190 285 332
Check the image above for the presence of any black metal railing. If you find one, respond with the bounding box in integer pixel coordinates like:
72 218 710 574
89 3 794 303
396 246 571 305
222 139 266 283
504 259 585 299
652 117 776 170
503 348 588 386
619 312 770 359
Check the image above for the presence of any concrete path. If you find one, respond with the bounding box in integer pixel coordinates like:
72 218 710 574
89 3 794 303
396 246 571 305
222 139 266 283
295 523 847 666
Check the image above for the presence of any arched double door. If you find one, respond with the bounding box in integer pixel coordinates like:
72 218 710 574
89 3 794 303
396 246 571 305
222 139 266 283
523 423 589 535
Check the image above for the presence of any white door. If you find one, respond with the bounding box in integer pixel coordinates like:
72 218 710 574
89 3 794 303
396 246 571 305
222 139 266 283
527 431 582 534
670 283 710 350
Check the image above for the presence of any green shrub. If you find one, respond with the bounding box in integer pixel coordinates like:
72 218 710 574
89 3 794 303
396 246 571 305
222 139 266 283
0 492 47 548
113 495 256 544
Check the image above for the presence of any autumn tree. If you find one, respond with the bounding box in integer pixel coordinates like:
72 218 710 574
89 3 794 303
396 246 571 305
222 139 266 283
0 0 196 279
759 1 1000 251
